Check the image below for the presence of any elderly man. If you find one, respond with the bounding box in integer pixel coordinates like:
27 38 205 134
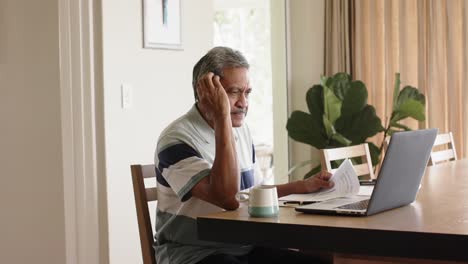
154 46 333 264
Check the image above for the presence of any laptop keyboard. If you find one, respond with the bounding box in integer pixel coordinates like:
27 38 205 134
337 199 369 210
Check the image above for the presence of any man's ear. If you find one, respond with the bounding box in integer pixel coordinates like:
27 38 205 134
194 87 199 102
195 84 200 102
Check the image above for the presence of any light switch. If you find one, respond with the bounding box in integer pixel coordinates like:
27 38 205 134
121 83 133 109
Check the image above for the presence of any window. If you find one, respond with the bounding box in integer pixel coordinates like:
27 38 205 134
214 0 274 183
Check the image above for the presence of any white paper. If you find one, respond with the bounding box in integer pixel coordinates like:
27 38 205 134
280 159 360 204
329 158 360 195
358 185 374 196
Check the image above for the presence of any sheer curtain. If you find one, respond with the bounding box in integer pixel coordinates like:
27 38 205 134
326 0 467 158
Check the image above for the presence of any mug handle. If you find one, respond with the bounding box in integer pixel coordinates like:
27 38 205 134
236 191 249 202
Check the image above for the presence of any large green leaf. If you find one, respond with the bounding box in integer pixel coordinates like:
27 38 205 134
341 81 367 118
396 86 425 106
399 100 425 120
390 86 426 123
391 100 425 122
323 86 342 125
325 72 352 100
336 105 384 144
286 111 327 149
306 85 324 117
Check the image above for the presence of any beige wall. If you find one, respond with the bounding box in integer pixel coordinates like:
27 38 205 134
288 0 325 181
0 1 66 264
101 0 214 263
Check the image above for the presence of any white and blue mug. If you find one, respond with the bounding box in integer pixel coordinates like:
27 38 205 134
238 185 279 217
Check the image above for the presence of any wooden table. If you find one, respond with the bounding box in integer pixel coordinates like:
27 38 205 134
197 159 468 263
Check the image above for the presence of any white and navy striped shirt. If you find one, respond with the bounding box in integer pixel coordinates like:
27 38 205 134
154 105 259 264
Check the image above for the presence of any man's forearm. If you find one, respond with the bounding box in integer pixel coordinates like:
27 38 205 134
275 181 306 198
211 117 239 199
275 171 334 197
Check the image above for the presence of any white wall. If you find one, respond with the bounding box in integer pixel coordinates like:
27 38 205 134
0 1 66 263
101 0 214 263
288 0 325 181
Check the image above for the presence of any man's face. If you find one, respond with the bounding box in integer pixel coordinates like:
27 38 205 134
220 67 251 127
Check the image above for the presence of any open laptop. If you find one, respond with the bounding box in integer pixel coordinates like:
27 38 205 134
296 128 438 216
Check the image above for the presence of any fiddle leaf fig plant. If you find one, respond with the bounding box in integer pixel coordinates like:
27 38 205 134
379 73 426 153
286 72 425 179
387 73 426 135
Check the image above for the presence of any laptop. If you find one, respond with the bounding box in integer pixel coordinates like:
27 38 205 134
296 128 438 216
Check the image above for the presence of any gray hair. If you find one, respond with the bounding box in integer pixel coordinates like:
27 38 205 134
192 46 249 101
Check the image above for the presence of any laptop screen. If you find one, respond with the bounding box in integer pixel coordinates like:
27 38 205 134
366 129 438 215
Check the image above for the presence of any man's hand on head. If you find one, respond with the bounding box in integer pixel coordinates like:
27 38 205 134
196 72 231 126
192 72 241 211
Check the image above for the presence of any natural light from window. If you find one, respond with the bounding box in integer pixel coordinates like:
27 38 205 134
213 0 274 182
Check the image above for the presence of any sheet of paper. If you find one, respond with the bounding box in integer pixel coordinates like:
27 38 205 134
358 185 374 196
279 159 360 204
329 159 360 196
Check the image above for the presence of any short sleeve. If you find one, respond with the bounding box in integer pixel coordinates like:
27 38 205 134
157 142 211 201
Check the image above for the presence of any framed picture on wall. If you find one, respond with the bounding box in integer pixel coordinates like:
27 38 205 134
143 0 183 50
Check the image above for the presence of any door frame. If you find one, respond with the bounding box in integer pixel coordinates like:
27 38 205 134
59 0 107 263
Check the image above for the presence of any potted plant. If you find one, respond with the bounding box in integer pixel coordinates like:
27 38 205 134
286 72 425 178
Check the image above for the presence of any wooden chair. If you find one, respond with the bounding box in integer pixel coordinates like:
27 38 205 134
320 143 375 180
429 132 458 165
255 144 274 182
131 164 158 264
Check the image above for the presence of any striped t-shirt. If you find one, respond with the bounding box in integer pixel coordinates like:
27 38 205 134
154 105 260 264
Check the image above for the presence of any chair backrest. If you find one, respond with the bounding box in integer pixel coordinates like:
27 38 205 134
131 164 158 264
255 144 274 181
429 132 458 165
320 143 375 180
